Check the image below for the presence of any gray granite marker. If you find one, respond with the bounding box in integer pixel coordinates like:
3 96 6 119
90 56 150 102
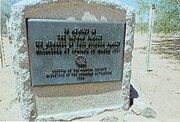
9 0 135 121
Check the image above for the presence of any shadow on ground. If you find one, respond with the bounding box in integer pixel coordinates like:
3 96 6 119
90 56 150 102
153 38 180 61
130 84 139 107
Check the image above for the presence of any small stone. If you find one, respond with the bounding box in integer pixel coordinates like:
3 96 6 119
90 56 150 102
131 105 142 115
141 107 157 119
100 116 118 122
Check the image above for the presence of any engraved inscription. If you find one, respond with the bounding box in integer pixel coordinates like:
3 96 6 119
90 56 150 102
34 27 121 80
34 28 121 56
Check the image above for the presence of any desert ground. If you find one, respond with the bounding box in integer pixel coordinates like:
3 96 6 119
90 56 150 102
0 33 180 121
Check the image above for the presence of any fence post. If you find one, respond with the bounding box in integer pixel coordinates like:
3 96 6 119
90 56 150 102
146 4 155 71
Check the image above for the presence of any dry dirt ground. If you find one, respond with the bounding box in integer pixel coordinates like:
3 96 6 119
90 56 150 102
0 33 180 121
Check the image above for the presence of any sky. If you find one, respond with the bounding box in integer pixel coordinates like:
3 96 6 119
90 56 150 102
121 0 137 9
10 0 16 4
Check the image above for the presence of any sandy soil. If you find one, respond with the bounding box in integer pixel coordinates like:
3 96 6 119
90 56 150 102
0 33 180 121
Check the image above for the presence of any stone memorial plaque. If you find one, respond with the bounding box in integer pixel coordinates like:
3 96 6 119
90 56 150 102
27 19 126 86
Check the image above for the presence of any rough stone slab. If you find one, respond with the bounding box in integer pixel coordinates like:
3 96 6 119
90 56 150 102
142 107 157 119
9 0 135 120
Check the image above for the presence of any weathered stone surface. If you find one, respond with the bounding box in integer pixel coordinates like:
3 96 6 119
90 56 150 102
9 0 135 120
141 107 157 119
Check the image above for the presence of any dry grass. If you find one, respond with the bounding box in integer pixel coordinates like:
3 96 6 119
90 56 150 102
153 38 180 61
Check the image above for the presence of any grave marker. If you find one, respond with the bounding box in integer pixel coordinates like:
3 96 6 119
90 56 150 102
10 0 135 121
